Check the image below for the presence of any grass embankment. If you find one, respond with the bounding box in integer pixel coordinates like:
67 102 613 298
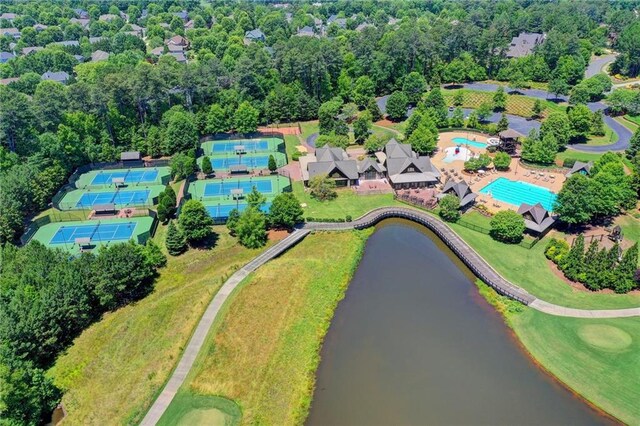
442 88 565 118
161 230 371 425
624 114 640 127
48 225 266 424
477 281 640 424
556 150 605 164
447 213 640 310
292 181 402 220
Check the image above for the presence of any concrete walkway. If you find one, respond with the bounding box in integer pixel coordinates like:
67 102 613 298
140 229 310 425
140 208 640 425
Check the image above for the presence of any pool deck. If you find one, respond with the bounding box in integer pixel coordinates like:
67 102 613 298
434 131 564 213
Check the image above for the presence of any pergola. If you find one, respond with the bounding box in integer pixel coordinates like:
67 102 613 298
498 129 525 154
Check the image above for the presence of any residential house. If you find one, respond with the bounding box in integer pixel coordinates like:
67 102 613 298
151 46 164 56
0 13 18 22
167 35 188 47
167 43 184 53
566 161 593 178
174 10 189 22
244 29 266 44
99 14 118 22
0 77 19 85
169 51 187 63
33 23 48 32
89 36 104 44
69 18 90 29
74 54 85 62
22 46 43 55
506 32 545 58
327 14 347 28
91 50 109 62
357 157 386 180
52 40 79 47
296 26 316 37
73 9 89 19
518 202 556 234
184 20 195 30
41 71 70 84
128 24 144 37
0 52 15 63
437 179 477 209
0 28 20 39
356 22 375 32
303 144 359 187
381 139 441 189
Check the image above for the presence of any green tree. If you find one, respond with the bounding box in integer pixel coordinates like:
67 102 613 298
233 101 259 134
489 210 525 243
496 113 509 132
226 208 240 235
170 152 197 180
353 111 372 144
466 111 479 129
438 194 460 222
385 91 408 121
615 243 639 293
236 207 267 248
269 193 303 229
309 174 337 201
366 97 382 121
450 107 465 127
453 91 464 106
93 242 155 310
540 111 571 149
408 115 438 155
549 77 570 98
178 199 214 244
562 234 585 281
583 239 601 289
531 99 545 119
352 76 375 107
165 221 186 256
554 174 594 225
626 128 640 159
591 110 605 136
476 102 492 121
493 151 511 170
163 109 199 154
268 154 277 173
493 86 507 111
157 193 176 223
364 134 385 153
442 59 466 85
201 156 213 175
318 98 343 134
404 112 423 138
246 186 267 210
206 103 228 134
568 104 593 141
424 87 448 127
403 71 427 105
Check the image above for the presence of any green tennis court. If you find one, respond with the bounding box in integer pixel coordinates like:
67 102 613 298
201 137 283 155
74 167 171 189
31 217 155 254
57 185 165 210
198 152 287 171
188 176 290 201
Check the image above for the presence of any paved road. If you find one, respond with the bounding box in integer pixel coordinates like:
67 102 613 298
585 53 617 78
140 207 640 424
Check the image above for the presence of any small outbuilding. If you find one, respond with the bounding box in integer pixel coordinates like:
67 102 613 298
517 202 556 234
120 151 143 167
498 129 525 154
437 179 477 209
566 161 593 178
93 203 117 216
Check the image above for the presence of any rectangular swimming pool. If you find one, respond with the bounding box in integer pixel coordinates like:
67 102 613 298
210 156 270 169
205 202 271 219
479 177 557 211
91 169 159 185
211 140 270 153
76 190 151 208
452 137 487 149
50 222 137 244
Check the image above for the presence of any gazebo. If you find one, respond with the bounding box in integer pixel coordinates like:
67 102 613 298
498 129 525 154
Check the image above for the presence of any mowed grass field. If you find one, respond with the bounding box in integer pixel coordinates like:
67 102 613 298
442 89 565 118
164 230 370 425
510 308 640 424
447 215 640 310
48 225 268 425
292 181 403 220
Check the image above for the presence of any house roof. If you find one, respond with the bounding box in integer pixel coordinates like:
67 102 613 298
0 77 19 85
499 128 525 140
0 13 18 21
315 144 348 162
120 151 141 161
437 179 478 207
70 18 90 28
151 46 164 56
0 28 20 37
167 43 184 52
99 14 118 22
308 160 358 180
33 23 48 31
0 52 15 61
174 10 189 21
506 32 545 58
41 71 70 83
566 160 593 178
89 36 104 44
384 139 415 159
244 29 265 40
52 40 80 47
169 51 187 63
356 22 374 32
357 157 385 173
517 202 556 233
91 50 109 61
22 46 43 55
296 26 315 36
167 35 188 46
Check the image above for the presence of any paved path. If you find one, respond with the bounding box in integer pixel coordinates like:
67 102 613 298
585 53 617 78
140 208 640 425
140 229 311 425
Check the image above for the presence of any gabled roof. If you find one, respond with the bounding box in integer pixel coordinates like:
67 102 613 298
0 52 15 62
356 22 374 32
91 50 109 62
308 160 358 180
315 144 348 162
506 32 545 58
169 51 187 63
167 43 184 52
517 202 556 233
499 128 525 140
89 36 104 44
174 10 189 21
167 35 188 46
566 161 593 178
437 179 477 207
0 27 20 37
33 23 48 31
99 14 118 22
296 26 315 36
0 13 18 21
22 46 43 55
384 139 415 159
244 29 265 40
357 158 385 173
151 46 164 56
69 18 90 28
41 71 70 83
52 40 80 47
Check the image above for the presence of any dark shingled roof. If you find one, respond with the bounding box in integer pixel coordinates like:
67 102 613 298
566 161 593 178
499 129 525 139
517 202 556 233
120 151 141 161
437 179 478 208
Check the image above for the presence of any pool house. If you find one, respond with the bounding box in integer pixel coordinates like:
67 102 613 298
381 139 441 189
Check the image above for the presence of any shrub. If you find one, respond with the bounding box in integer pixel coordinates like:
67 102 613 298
464 153 492 172
562 157 577 168
269 193 304 229
492 152 511 170
345 215 352 222
236 207 267 248
201 156 213 175
489 210 525 243
438 194 460 222
309 174 337 201
178 199 214 243
544 238 570 264
165 221 187 255
291 151 306 161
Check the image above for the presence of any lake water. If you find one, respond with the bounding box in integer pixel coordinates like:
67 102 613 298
307 220 611 425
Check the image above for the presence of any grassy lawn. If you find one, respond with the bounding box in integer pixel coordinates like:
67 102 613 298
292 181 403 220
299 121 318 140
284 134 302 158
617 214 640 246
510 308 640 424
48 225 267 424
446 221 640 309
557 149 604 164
442 88 565 118
158 392 241 426
622 115 640 130
582 124 618 146
171 230 370 425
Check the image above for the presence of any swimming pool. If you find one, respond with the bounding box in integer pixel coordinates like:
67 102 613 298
479 177 557 211
452 137 487 149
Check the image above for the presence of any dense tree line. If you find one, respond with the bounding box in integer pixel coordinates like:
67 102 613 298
0 240 166 424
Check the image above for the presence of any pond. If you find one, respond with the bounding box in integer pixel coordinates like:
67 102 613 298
307 220 611 425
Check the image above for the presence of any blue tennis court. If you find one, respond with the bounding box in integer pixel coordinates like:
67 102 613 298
91 169 159 185
50 222 137 244
210 156 270 169
206 202 271 219
212 140 269 153
76 190 151 208
203 180 272 197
